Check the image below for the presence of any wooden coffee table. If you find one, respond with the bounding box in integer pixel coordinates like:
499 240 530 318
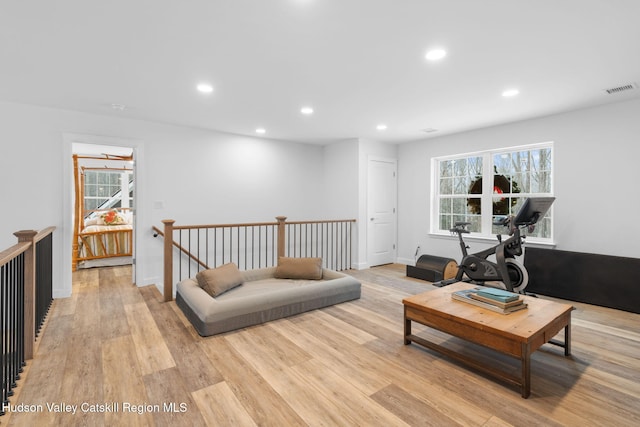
403 282 573 398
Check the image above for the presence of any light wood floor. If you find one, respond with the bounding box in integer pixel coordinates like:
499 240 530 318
4 264 640 426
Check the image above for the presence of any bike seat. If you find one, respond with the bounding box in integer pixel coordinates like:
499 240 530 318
450 222 471 233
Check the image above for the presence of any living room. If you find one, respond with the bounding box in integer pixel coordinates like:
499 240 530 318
1 1 640 425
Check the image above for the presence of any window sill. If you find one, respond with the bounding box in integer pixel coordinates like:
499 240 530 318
429 232 556 249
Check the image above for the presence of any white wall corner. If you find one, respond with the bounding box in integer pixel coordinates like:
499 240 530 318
53 289 72 299
352 261 369 270
396 257 414 266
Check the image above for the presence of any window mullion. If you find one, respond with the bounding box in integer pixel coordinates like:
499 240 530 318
480 152 493 234
120 171 129 208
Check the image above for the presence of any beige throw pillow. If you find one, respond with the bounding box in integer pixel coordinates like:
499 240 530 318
274 257 323 280
196 263 244 297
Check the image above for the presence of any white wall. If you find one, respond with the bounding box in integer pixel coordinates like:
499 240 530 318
4 96 637 296
0 101 326 297
397 97 640 264
322 139 361 268
322 138 399 269
322 138 360 219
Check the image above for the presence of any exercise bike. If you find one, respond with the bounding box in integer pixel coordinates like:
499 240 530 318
435 197 555 293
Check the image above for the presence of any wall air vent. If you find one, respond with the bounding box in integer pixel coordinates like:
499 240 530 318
604 83 637 95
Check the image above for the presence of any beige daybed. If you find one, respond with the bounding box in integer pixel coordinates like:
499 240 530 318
176 258 361 337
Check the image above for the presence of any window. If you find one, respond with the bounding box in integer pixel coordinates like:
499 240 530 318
84 170 134 215
433 142 553 241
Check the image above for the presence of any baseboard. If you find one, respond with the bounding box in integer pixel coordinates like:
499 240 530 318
53 289 72 299
352 261 369 270
140 276 161 287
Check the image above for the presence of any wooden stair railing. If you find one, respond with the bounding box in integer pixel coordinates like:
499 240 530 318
1 226 55 415
153 217 356 302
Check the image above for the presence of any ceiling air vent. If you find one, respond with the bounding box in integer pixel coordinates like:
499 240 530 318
422 128 438 133
604 83 637 95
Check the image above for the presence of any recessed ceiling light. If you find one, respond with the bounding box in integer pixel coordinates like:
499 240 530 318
376 124 388 131
300 106 314 115
425 49 447 61
502 88 520 97
255 128 266 134
197 83 214 94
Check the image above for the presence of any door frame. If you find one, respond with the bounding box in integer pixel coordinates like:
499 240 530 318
61 133 144 297
366 156 398 268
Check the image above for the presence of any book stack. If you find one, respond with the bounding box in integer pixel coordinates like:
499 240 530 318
451 287 527 314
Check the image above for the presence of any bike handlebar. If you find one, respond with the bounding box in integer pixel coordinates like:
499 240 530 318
492 216 509 226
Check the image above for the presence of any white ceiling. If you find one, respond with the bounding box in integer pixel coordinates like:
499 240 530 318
2 0 639 144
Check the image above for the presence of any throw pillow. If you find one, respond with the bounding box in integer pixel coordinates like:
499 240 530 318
274 257 323 280
196 263 244 297
101 210 126 225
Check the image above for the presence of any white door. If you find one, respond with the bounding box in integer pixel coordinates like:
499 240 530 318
367 158 397 267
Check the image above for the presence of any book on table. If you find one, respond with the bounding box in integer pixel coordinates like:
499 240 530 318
470 292 524 308
474 287 520 303
451 289 527 314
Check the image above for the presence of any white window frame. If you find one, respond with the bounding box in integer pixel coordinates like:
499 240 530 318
84 170 134 215
431 141 554 244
